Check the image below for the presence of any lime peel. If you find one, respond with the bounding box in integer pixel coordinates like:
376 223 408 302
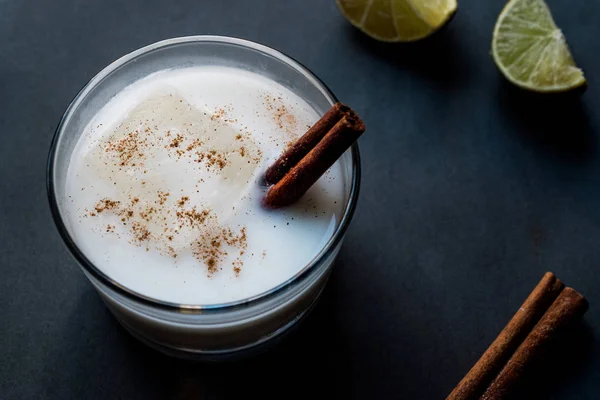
492 0 585 93
336 0 458 42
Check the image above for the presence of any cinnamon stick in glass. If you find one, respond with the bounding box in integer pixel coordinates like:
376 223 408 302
262 102 365 209
264 102 358 185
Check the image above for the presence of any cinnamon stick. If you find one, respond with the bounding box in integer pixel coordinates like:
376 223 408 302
480 287 588 399
263 103 365 209
447 272 564 400
264 102 356 185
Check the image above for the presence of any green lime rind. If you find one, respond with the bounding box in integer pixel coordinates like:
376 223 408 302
492 0 586 93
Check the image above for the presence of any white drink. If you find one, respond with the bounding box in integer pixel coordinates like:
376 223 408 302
63 66 347 306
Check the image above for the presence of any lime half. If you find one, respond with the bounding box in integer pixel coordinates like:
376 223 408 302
336 0 458 42
492 0 586 93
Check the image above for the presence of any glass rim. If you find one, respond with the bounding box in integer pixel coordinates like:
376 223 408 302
46 35 361 313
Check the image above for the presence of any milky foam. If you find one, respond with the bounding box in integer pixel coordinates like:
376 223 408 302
63 66 348 305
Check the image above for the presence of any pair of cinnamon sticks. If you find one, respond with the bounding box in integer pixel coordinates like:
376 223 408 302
447 272 588 400
262 102 365 208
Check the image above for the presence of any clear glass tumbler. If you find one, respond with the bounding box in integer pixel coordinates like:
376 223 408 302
47 36 361 360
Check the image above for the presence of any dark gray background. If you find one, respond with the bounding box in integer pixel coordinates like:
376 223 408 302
1 0 599 398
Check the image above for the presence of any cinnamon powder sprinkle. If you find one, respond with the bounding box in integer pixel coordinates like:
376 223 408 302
192 226 247 277
177 207 210 227
94 199 120 213
157 191 170 205
233 258 243 276
85 100 268 276
105 130 144 167
131 221 151 242
88 191 247 276
177 196 190 207
169 133 184 148
263 94 298 135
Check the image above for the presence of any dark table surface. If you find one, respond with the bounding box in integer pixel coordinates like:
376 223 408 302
1 0 600 398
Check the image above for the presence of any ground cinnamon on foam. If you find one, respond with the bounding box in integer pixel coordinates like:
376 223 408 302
263 94 299 143
89 192 247 276
104 108 261 173
86 105 256 276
